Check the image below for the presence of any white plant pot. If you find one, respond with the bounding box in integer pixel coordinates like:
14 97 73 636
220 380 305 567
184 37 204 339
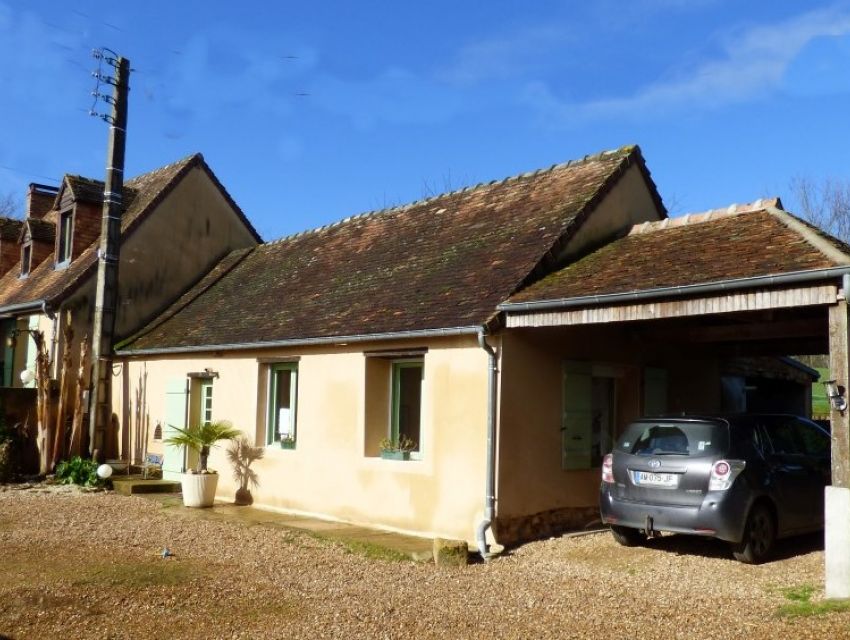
180 472 219 508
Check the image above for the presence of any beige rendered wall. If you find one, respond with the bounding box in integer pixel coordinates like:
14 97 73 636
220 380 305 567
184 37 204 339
115 166 258 339
114 335 491 543
7 313 58 388
557 163 664 264
497 326 721 522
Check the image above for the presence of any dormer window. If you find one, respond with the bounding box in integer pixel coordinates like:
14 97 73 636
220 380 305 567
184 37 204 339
57 210 73 265
20 243 31 277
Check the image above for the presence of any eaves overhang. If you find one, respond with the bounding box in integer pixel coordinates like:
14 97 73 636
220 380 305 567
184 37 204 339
0 299 48 318
498 266 850 314
115 325 483 357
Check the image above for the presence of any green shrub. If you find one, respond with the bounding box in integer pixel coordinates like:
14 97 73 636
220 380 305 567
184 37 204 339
54 457 104 487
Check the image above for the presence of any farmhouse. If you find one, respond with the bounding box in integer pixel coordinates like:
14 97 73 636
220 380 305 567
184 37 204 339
111 144 845 548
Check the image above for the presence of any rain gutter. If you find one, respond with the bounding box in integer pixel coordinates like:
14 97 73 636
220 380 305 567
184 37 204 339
476 327 498 559
115 325 482 356
498 266 850 314
0 299 49 318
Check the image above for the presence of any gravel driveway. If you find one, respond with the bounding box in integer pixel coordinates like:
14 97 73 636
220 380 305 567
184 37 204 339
2 485 849 639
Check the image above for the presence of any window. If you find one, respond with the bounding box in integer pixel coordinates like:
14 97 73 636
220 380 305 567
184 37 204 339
57 210 73 264
391 360 423 454
617 420 729 457
762 417 830 457
267 363 298 446
199 379 213 425
20 243 31 277
364 352 426 457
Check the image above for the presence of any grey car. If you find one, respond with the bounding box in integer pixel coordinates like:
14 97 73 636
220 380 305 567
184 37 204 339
599 414 831 563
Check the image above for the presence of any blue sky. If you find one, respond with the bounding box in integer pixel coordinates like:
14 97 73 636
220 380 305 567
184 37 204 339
1 1 850 241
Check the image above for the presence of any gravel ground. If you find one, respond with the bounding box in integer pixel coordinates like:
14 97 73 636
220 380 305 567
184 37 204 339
1 485 849 639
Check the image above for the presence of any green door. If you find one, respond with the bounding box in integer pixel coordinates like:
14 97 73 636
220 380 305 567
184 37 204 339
562 361 593 470
163 377 188 480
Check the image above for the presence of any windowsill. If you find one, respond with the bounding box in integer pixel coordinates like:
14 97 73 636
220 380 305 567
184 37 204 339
266 442 297 452
363 455 429 475
54 260 70 271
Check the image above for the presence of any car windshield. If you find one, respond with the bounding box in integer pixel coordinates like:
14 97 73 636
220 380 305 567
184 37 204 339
616 421 728 456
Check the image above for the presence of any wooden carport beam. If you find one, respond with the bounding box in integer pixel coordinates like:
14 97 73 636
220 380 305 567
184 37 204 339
656 318 825 344
826 299 850 599
829 300 850 488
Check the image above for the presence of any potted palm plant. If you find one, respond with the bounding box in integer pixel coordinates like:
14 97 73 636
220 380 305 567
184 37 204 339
165 420 240 507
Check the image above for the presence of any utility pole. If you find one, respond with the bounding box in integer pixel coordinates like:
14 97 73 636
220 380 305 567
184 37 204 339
88 50 130 458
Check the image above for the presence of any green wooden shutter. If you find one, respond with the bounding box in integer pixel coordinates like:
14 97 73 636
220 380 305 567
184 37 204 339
644 367 668 416
163 377 188 479
562 361 593 470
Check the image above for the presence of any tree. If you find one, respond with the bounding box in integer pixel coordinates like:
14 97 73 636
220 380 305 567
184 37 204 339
790 176 850 244
0 191 20 218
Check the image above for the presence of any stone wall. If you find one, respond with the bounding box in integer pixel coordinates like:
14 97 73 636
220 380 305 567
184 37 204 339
494 506 601 546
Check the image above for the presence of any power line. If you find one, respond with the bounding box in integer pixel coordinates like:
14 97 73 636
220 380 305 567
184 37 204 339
0 165 60 184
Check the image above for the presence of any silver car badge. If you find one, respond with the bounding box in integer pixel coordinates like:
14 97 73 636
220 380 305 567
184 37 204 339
648 459 661 469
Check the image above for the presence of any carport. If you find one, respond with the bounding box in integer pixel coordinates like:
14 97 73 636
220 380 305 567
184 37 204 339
498 203 850 597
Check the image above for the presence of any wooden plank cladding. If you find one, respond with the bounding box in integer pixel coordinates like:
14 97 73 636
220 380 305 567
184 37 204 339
506 284 838 328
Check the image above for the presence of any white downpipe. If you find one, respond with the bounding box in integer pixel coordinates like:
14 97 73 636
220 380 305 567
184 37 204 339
476 328 498 558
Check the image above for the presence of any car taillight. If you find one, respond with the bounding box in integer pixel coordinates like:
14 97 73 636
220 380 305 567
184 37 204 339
602 453 614 484
708 459 746 491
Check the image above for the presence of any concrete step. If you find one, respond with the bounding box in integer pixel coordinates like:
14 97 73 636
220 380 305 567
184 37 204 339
111 476 181 496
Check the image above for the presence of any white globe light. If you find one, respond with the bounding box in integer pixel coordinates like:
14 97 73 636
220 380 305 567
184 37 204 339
19 369 35 384
96 464 113 479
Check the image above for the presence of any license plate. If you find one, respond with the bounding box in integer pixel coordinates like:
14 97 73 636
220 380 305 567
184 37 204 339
633 471 678 487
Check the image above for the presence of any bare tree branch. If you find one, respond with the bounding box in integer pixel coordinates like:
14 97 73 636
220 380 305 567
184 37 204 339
0 192 21 218
791 176 850 243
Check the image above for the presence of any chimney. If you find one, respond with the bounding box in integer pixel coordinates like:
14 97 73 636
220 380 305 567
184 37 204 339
27 183 58 219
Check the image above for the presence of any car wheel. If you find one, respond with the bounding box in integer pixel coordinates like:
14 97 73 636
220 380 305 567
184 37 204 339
610 525 646 547
732 503 776 564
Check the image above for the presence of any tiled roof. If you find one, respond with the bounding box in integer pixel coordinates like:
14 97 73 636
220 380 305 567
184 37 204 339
0 218 23 241
0 153 253 310
505 201 850 306
120 145 662 352
66 175 107 203
26 218 56 244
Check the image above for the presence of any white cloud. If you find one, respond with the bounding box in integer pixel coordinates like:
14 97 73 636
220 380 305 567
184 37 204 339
525 4 850 122
437 25 572 86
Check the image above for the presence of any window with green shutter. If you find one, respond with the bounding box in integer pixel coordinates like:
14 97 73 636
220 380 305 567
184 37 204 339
267 363 298 446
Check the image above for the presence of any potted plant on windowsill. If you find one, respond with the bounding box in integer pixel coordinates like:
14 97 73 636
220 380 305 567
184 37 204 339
379 436 416 461
279 435 296 450
164 420 241 508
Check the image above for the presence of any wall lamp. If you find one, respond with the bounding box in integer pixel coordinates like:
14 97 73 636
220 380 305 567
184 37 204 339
5 328 38 349
824 379 847 413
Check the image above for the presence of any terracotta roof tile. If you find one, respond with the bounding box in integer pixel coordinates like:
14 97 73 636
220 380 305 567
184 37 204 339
26 218 55 244
0 218 23 241
66 175 107 203
507 205 850 305
121 145 660 351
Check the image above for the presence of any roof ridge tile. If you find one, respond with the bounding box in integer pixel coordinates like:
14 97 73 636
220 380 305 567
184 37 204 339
628 198 781 235
263 145 638 248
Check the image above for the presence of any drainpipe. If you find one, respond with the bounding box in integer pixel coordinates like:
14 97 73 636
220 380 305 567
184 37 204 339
476 328 498 558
